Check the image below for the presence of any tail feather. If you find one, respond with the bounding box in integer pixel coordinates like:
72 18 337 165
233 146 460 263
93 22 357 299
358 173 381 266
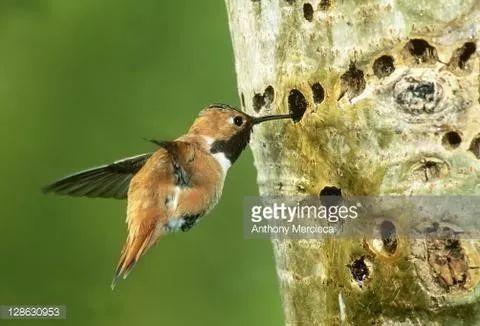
111 226 157 290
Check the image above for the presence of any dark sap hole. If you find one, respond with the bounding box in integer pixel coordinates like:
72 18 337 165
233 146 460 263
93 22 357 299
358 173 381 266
458 42 476 69
442 131 462 149
286 0 296 4
469 136 480 159
406 39 437 63
379 220 397 254
311 82 325 104
319 186 342 207
408 39 431 56
303 3 314 21
338 63 366 101
349 257 369 285
319 186 342 196
241 93 246 108
319 0 331 10
264 85 275 105
253 86 275 112
253 93 265 112
288 89 307 122
373 55 395 78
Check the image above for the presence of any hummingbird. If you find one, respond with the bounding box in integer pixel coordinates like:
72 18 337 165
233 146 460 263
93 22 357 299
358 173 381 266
43 104 293 289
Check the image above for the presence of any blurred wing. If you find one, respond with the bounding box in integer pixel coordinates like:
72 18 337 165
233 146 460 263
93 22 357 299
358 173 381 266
42 153 152 199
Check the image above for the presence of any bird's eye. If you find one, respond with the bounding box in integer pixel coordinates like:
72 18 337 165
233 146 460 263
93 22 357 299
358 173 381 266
233 116 243 126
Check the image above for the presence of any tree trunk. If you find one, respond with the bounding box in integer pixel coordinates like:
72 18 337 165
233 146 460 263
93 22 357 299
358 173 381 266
225 0 480 324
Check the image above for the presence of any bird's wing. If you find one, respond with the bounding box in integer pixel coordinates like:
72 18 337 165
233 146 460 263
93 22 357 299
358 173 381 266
42 153 152 199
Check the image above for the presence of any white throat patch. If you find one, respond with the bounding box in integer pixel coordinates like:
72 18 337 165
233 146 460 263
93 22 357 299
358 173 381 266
212 152 231 175
203 136 231 175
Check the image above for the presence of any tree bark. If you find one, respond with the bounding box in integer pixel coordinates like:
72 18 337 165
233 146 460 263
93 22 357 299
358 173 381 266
225 0 480 324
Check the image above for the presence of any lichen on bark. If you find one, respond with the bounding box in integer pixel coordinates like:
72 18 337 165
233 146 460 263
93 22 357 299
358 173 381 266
225 0 480 324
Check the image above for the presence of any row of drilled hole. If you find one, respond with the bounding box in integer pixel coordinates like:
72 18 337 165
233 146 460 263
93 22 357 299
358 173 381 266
244 39 476 123
343 40 477 100
243 83 324 122
281 0 331 19
292 0 474 79
374 39 476 75
345 40 476 100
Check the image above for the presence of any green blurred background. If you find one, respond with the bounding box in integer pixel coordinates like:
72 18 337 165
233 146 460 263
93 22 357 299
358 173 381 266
0 1 283 325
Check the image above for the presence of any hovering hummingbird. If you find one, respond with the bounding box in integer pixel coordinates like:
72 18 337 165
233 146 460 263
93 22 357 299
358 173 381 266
43 104 293 289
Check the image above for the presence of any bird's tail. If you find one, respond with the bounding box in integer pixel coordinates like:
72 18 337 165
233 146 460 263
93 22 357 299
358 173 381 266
111 226 157 290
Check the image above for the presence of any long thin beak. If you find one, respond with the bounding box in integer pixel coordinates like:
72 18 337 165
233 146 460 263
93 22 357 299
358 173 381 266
251 114 293 125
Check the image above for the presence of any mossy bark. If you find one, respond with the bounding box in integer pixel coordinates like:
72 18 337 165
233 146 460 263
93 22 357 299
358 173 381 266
225 0 480 324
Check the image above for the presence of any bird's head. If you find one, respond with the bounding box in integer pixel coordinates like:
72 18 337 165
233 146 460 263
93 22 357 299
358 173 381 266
188 104 292 164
